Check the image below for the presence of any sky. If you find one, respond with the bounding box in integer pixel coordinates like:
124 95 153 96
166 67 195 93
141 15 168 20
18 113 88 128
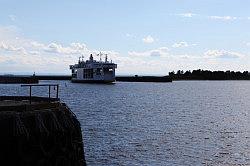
0 0 250 75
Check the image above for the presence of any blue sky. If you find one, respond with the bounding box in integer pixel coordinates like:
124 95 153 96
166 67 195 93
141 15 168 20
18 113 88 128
0 0 250 75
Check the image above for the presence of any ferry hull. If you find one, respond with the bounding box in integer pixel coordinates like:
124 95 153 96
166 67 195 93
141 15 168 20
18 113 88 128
71 79 115 83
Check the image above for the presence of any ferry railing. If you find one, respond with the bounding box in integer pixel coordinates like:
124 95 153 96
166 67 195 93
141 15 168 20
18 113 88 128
21 84 59 104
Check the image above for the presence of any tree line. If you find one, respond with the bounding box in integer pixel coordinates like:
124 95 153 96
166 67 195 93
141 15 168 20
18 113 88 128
169 69 250 80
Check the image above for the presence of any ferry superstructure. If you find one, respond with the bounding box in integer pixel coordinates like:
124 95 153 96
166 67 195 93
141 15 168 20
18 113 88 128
69 53 117 83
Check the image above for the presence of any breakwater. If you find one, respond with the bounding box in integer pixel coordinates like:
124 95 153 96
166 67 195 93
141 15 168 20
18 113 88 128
0 96 86 165
116 76 172 82
0 76 38 84
35 75 172 82
35 75 71 80
0 75 172 82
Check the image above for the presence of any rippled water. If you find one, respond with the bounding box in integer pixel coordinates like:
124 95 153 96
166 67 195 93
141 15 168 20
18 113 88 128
0 81 250 165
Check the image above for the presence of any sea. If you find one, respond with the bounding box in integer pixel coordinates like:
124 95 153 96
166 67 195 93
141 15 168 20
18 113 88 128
0 80 249 166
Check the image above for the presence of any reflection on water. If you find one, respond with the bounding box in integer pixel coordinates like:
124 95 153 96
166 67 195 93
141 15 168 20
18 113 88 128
0 81 249 165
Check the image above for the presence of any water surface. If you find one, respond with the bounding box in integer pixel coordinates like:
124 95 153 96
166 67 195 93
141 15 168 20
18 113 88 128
0 81 249 165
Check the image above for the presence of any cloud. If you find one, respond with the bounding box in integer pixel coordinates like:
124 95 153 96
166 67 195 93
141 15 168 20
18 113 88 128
45 43 74 54
0 25 20 39
30 42 87 55
0 42 27 54
179 54 197 59
172 41 189 48
246 42 250 47
8 15 16 21
173 11 250 22
0 26 96 73
0 41 85 56
175 13 244 21
0 25 139 74
172 42 197 48
125 33 135 38
209 16 237 21
150 50 162 57
29 51 40 55
30 41 45 48
142 35 155 44
70 43 87 50
204 50 245 59
177 13 196 18
128 47 169 58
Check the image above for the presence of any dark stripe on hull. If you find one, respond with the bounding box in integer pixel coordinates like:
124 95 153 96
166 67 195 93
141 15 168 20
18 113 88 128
71 79 115 83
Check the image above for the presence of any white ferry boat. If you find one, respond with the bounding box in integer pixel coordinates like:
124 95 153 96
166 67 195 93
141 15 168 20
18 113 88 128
69 53 117 83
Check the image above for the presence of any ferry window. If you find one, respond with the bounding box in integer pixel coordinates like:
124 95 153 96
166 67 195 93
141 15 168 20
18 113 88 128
96 68 101 75
90 69 93 78
83 69 87 78
83 69 94 78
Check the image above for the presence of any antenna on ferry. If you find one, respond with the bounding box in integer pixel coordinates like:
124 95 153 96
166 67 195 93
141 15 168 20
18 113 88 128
105 54 108 62
99 52 102 61
90 54 93 61
78 56 81 63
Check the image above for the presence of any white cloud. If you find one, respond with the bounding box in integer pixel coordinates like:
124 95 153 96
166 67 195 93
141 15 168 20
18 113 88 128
172 42 189 48
142 35 155 44
45 43 74 54
30 41 45 48
209 16 237 21
246 42 250 47
0 42 27 54
174 13 250 21
0 26 20 39
179 54 198 59
70 43 87 50
8 15 16 21
204 50 245 59
30 42 87 55
172 42 197 48
125 33 135 38
177 13 196 18
0 25 142 74
128 47 169 58
0 26 97 73
29 51 40 55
